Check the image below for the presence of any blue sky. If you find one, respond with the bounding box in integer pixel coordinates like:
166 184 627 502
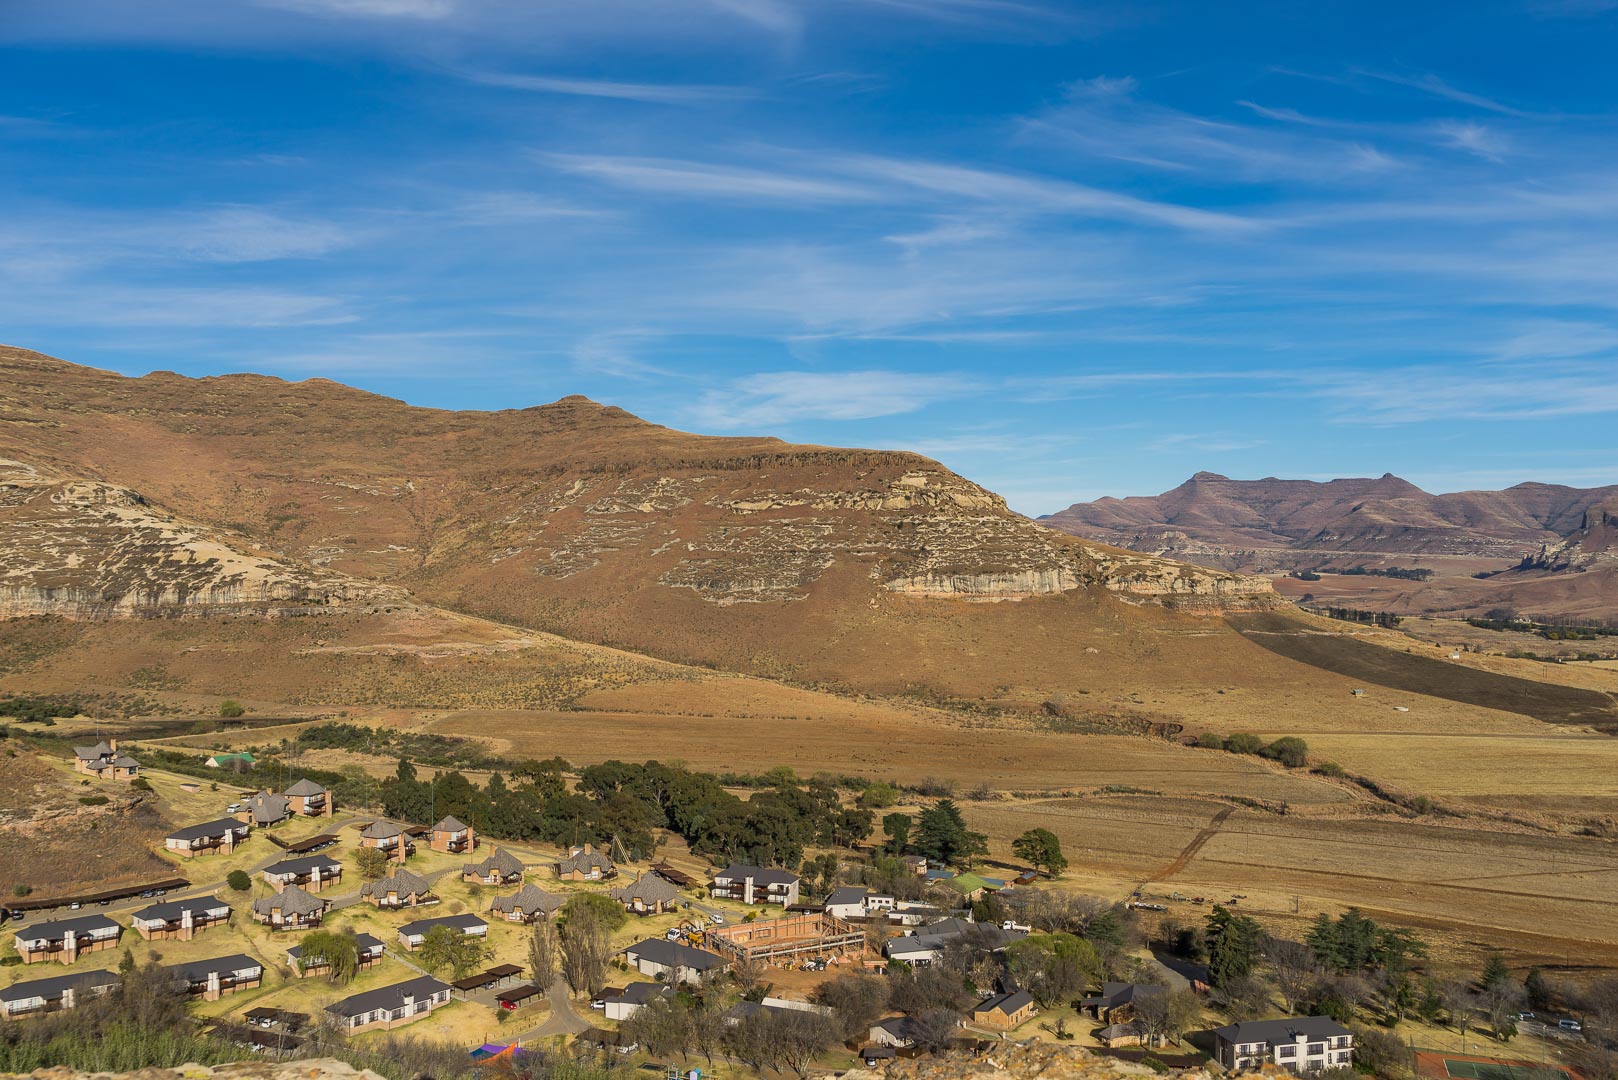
4 0 1618 514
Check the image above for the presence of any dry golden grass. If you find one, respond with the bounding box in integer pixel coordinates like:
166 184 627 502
966 794 1618 969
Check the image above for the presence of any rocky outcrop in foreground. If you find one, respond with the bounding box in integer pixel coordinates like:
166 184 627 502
842 1041 1250 1080
2 1062 382 1080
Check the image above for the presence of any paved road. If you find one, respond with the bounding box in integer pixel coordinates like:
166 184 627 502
510 977 592 1041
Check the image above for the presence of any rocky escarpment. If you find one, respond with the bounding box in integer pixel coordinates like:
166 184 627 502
487 463 1274 607
0 458 408 619
1517 503 1618 572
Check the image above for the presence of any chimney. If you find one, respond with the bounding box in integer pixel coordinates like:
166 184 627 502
109 738 118 753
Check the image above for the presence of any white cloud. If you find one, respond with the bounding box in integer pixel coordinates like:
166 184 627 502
1435 120 1508 161
543 153 879 202
1353 69 1541 118
691 369 982 427
254 0 456 17
465 71 748 104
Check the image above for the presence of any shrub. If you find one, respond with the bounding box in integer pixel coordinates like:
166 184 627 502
77 795 110 806
859 781 899 809
226 870 252 892
129 777 153 792
12 884 31 897
218 700 246 718
1314 761 1348 779
1224 732 1264 754
1196 732 1226 750
1261 736 1310 768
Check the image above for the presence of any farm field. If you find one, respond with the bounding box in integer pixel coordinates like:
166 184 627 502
425 707 1356 805
965 795 1618 969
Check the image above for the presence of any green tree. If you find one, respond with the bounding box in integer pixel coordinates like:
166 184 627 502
560 891 628 934
297 929 362 984
1011 828 1068 877
1480 953 1511 992
859 781 898 810
418 925 491 980
218 700 245 718
913 800 988 868
527 919 561 988
882 812 912 854
1205 905 1262 989
355 846 391 880
1523 967 1552 1011
225 870 251 892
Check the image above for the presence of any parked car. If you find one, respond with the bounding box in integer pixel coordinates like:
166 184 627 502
1517 1011 1536 1021
69 902 81 910
589 999 606 1011
1560 1020 1583 1033
708 913 725 925
141 890 156 898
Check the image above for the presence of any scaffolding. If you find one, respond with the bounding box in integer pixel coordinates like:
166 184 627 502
703 912 866 964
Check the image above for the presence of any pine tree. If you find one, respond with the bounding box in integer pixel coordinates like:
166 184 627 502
1480 953 1510 991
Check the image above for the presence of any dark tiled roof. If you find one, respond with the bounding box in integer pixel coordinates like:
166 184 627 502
976 990 1036 1016
826 887 868 907
170 953 262 983
433 816 470 832
284 778 327 797
243 792 290 822
1214 1017 1353 1044
557 845 613 873
265 855 342 877
15 914 122 940
326 975 450 1018
360 820 403 839
167 818 247 842
624 938 724 971
0 969 119 1004
131 898 230 922
398 913 487 937
716 864 799 888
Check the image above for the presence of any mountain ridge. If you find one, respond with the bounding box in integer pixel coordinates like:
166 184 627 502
0 345 1284 706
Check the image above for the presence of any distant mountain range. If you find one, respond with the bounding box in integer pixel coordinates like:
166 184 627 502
1041 473 1618 621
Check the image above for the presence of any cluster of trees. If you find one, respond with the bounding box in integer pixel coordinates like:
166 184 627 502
376 758 875 870
0 961 244 1073
296 722 505 770
1328 566 1435 582
1195 732 1310 768
880 800 988 868
0 695 81 725
1309 607 1404 628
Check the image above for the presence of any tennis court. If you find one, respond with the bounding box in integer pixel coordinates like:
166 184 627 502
1415 1050 1574 1080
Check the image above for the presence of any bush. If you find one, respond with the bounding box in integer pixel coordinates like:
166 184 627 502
12 884 31 897
129 777 153 792
226 870 252 892
1314 761 1348 778
1224 732 1264 754
78 795 110 806
218 700 246 718
859 781 899 809
1196 732 1226 750
1261 736 1310 768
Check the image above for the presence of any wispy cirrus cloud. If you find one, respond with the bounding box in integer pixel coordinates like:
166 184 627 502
464 70 751 104
1351 68 1543 118
690 368 983 427
542 153 878 202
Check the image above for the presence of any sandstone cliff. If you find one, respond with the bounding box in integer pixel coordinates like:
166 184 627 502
0 457 408 618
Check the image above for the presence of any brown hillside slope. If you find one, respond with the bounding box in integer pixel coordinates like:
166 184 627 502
0 346 1277 688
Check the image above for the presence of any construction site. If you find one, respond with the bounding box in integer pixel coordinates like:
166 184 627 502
702 912 867 968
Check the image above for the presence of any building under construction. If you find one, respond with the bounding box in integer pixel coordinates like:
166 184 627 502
703 912 865 965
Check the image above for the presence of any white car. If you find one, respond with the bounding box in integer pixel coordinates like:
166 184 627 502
708 913 725 925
